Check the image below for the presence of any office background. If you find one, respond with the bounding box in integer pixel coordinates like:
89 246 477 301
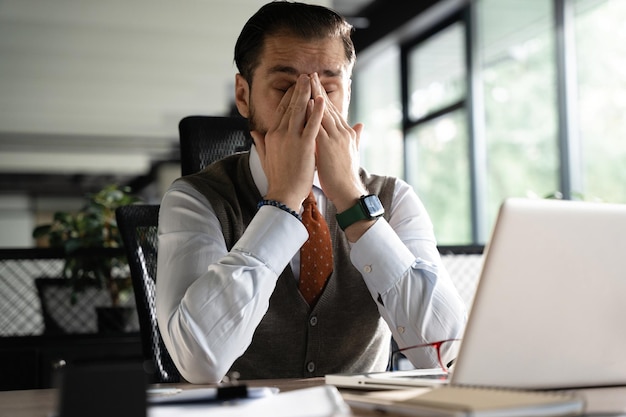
1 0 625 247
0 0 366 247
1 0 623 392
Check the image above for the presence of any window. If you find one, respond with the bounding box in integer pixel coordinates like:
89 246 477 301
574 0 626 203
403 19 471 244
352 0 626 245
406 110 471 242
479 0 558 229
407 23 466 119
352 46 403 179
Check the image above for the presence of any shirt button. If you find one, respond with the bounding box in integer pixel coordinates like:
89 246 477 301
363 265 373 273
307 361 315 373
309 316 318 326
397 326 406 334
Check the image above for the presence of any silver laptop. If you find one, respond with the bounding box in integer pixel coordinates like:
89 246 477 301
327 198 626 390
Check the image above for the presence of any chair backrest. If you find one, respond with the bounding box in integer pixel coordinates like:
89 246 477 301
179 115 252 176
115 204 180 383
438 245 484 308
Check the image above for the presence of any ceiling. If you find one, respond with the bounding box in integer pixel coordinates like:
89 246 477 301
334 0 373 16
0 0 373 201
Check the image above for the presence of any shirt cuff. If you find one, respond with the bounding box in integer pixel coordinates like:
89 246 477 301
233 205 308 275
350 218 416 296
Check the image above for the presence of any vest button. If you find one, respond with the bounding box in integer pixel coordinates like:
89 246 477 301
307 361 315 373
309 315 318 326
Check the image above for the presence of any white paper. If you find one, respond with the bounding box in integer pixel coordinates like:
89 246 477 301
148 385 351 417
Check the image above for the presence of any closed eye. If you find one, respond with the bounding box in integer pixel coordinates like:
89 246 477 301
274 81 295 93
322 82 340 95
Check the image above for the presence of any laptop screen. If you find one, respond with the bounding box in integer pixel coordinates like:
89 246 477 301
450 198 626 389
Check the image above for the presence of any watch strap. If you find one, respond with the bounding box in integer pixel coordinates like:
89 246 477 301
336 194 384 230
336 200 367 230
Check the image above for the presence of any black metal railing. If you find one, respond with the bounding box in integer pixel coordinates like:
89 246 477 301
0 245 483 337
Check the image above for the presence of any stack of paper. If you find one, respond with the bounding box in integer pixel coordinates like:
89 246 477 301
149 385 351 417
342 385 584 417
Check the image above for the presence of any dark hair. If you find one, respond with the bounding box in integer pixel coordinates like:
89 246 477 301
234 1 355 83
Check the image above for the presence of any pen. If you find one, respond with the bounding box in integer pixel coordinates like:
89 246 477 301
147 388 183 396
148 384 279 405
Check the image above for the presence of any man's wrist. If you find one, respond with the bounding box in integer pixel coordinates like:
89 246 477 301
336 194 385 231
263 191 302 215
332 187 367 213
257 199 301 221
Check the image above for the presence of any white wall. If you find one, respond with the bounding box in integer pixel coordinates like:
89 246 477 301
0 0 281 139
0 195 34 247
0 0 330 247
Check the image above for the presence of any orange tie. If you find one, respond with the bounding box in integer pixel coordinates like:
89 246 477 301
299 191 334 306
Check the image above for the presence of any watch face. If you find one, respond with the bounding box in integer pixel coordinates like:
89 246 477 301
362 195 385 218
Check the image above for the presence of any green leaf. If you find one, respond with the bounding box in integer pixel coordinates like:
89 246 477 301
64 238 83 254
32 225 51 238
31 183 142 306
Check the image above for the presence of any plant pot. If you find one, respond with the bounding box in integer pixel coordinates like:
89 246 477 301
96 306 135 334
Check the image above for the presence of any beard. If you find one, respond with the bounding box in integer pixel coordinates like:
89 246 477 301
246 99 267 136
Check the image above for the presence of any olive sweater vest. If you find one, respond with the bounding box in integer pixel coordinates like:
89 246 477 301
182 152 396 378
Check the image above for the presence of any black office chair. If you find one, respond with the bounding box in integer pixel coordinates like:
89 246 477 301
115 204 180 383
179 115 252 176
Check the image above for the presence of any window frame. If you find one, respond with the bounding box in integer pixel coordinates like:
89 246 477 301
353 0 598 245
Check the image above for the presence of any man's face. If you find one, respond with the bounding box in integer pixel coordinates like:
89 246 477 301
235 34 353 134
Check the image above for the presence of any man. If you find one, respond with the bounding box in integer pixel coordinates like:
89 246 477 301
156 1 466 384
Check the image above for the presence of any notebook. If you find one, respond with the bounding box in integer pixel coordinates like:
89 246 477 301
327 198 626 390
342 385 584 417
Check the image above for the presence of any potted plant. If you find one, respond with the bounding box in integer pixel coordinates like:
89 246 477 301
33 184 141 332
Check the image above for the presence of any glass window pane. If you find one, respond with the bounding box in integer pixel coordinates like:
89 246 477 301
574 0 626 203
407 22 466 120
352 46 404 178
405 110 471 244
479 0 559 228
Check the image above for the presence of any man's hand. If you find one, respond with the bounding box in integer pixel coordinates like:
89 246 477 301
251 74 325 211
310 72 366 213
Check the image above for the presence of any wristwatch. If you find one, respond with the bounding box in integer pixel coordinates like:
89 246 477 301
336 194 385 230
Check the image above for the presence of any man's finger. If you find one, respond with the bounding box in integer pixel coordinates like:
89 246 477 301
352 123 364 149
273 86 296 130
303 95 325 139
285 74 312 132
